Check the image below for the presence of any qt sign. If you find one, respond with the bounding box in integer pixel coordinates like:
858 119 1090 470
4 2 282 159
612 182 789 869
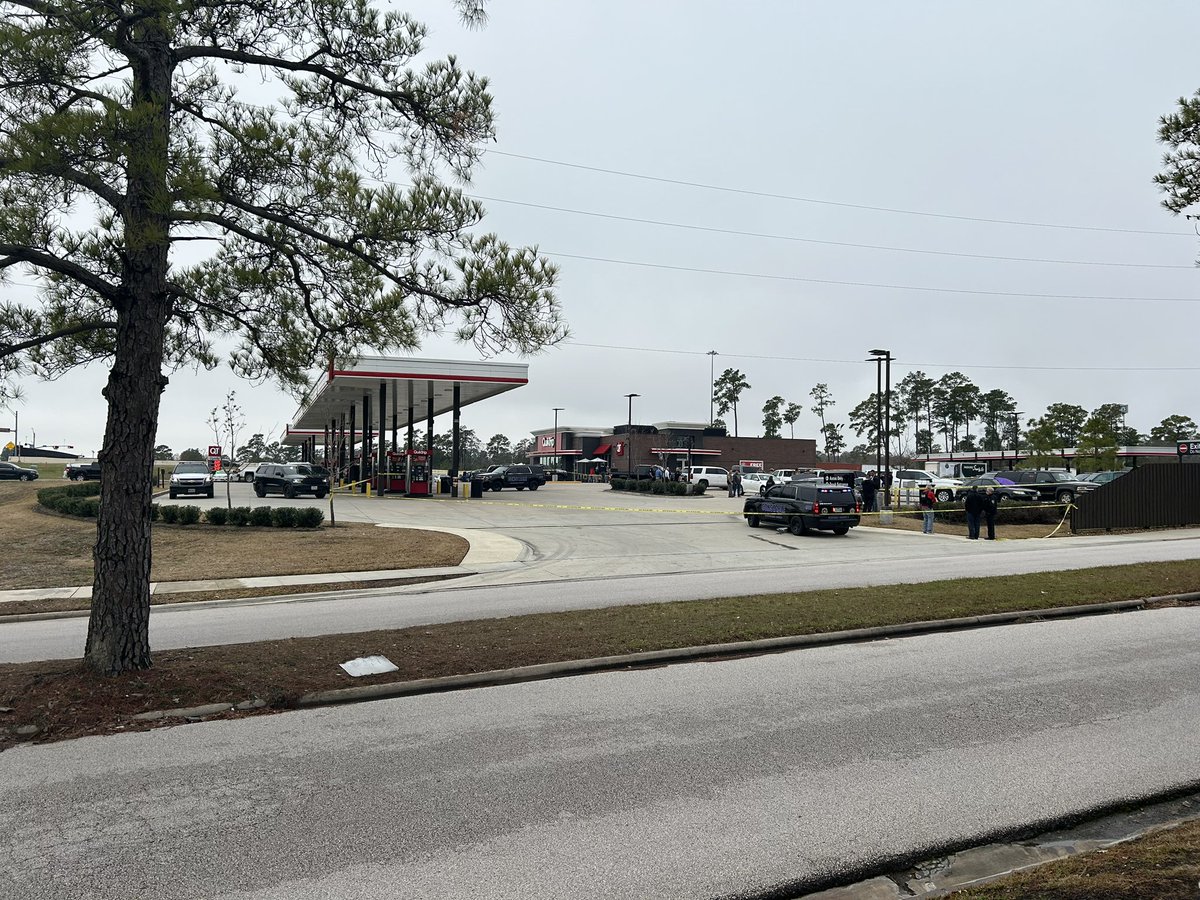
1177 441 1200 457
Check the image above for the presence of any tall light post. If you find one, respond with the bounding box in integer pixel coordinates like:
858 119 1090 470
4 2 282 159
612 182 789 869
706 350 718 425
869 349 893 506
1011 411 1023 469
625 393 640 475
552 407 564 482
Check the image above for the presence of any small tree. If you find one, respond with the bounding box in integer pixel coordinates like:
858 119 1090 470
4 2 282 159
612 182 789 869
153 444 174 460
821 423 846 459
1149 414 1199 443
179 448 205 461
1076 413 1119 472
207 390 246 508
810 383 835 450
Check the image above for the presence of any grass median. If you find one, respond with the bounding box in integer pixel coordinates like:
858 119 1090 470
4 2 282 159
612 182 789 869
2 559 1197 750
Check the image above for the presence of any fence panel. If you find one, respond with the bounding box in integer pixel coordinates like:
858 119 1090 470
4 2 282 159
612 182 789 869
1070 465 1200 531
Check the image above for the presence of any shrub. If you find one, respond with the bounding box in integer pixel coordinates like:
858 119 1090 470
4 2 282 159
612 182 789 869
149 504 160 521
637 479 651 492
610 477 625 491
228 506 252 527
37 482 102 515
159 505 180 524
671 482 687 495
250 506 274 527
651 480 665 494
691 482 707 495
176 505 201 525
271 506 298 528
75 498 100 517
205 506 228 526
295 507 325 528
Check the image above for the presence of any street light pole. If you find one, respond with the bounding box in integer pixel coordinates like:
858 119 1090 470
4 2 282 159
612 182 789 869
552 407 564 482
1011 411 1023 469
706 350 718 425
870 349 893 506
625 393 640 475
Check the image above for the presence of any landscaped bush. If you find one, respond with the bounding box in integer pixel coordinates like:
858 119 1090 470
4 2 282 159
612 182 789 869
149 504 160 521
228 506 251 526
37 482 102 515
637 479 651 492
271 506 298 528
670 482 688 495
609 477 625 491
250 506 273 527
295 507 325 528
159 504 180 524
205 506 228 525
73 498 100 517
691 482 707 495
930 501 1066 527
651 481 665 494
176 505 201 525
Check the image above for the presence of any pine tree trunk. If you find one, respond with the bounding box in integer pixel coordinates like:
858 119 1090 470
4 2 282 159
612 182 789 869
85 304 170 674
84 26 174 675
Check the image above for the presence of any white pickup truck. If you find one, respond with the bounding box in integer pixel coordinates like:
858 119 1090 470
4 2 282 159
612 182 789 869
892 468 963 503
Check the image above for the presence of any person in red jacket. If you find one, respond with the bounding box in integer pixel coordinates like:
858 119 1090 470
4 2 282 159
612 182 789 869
919 484 937 534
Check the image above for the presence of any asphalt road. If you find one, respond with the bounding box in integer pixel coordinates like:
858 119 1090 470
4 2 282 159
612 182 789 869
3 608 1198 899
4 528 1200 663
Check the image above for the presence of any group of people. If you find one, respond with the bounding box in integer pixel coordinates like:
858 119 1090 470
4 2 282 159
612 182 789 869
727 471 744 497
918 483 998 539
858 470 892 513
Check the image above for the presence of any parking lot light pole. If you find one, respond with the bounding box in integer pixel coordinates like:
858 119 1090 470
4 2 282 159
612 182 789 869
552 407 564 482
1011 411 1023 470
870 349 893 506
625 393 640 476
706 350 718 425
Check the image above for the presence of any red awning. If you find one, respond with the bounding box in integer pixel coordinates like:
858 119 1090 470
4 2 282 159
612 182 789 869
593 443 611 455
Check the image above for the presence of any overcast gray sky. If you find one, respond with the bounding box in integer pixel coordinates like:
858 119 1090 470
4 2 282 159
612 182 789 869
9 1 1200 456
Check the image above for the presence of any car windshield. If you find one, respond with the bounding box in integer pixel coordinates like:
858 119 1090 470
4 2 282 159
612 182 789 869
283 465 308 476
174 463 208 474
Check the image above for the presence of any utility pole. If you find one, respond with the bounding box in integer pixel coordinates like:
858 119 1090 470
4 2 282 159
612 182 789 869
552 407 564 481
706 350 718 425
625 393 640 475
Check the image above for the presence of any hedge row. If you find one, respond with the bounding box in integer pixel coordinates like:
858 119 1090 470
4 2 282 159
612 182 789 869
610 477 703 496
37 483 103 517
896 502 1067 526
159 505 324 528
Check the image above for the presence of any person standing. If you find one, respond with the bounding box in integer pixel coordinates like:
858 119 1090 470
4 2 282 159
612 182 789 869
861 471 878 513
983 486 999 540
963 486 986 540
919 484 937 534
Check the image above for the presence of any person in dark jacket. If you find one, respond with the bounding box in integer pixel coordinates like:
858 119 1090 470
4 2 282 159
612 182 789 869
982 486 999 540
963 486 987 540
861 471 878 513
919 485 937 534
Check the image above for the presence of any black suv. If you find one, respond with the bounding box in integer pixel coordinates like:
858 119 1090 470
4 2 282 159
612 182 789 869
65 462 102 482
0 461 39 481
992 470 1091 503
743 482 861 535
483 465 540 491
254 463 328 498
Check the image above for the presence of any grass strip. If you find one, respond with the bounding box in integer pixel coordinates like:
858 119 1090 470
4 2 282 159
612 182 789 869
1 560 1198 749
948 816 1200 898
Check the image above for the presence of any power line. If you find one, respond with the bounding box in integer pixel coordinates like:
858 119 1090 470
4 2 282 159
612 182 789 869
544 251 1200 304
565 340 1200 373
472 193 1195 270
488 150 1192 238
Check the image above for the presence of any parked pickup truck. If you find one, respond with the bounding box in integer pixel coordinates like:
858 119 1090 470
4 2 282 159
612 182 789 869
64 462 102 482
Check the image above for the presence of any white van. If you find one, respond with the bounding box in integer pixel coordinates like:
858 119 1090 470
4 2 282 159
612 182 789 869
687 466 729 490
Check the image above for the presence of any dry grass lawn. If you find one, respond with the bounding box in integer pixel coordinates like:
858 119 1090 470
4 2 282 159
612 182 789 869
0 482 468 590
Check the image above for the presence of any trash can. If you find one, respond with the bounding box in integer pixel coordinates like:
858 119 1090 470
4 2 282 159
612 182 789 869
470 477 485 499
439 475 452 495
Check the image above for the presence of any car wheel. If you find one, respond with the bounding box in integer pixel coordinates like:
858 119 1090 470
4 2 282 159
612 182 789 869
1057 490 1074 504
206 488 214 498
316 490 327 499
254 485 265 498
832 526 849 535
788 517 805 536
169 490 177 499
284 486 296 499
698 479 709 490
19 474 31 482
935 489 952 503
746 515 760 528
74 474 86 482
529 484 539 491
516 486 525 491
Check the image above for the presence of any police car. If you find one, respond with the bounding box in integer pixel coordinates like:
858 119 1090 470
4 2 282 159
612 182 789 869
743 482 861 536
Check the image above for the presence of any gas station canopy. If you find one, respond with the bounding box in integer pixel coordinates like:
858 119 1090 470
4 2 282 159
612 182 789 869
283 356 529 444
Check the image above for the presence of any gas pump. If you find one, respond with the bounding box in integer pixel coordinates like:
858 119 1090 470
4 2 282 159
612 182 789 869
386 450 406 492
406 450 431 496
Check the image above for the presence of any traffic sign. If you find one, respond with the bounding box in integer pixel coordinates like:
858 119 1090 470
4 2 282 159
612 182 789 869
1177 441 1200 457
208 445 222 457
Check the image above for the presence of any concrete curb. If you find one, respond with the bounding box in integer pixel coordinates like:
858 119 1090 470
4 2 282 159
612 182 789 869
293 595 1192 710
